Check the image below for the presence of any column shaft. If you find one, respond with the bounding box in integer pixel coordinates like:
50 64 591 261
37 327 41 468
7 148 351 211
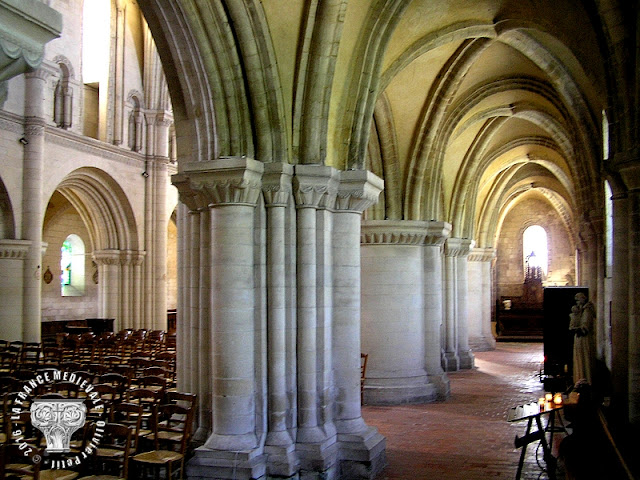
443 253 459 371
296 205 323 441
422 221 451 398
333 211 366 430
22 70 48 342
205 204 258 450
611 193 629 422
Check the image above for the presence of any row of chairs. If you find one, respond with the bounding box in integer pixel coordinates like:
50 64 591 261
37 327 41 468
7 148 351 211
2 393 195 480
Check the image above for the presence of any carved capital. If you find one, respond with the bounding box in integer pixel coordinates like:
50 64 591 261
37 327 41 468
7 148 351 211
172 173 209 212
0 239 31 259
468 247 496 262
445 237 474 257
293 164 339 209
93 249 145 266
335 170 384 213
0 0 61 83
182 157 264 207
361 220 451 246
262 162 293 207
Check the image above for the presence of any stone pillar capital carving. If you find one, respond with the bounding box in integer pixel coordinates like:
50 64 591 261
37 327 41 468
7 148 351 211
93 249 145 266
468 247 496 262
262 162 293 207
445 237 474 257
293 164 339 209
180 157 264 207
0 1 61 83
335 169 383 213
618 162 640 193
361 220 451 246
0 239 31 259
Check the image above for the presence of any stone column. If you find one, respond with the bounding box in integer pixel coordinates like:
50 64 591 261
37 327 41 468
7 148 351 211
619 163 640 426
361 221 437 404
423 222 451 399
196 208 212 441
175 202 190 393
293 164 339 472
468 248 496 352
172 176 211 439
181 158 265 480
0 240 30 341
262 163 298 477
144 112 172 330
334 172 386 479
93 250 145 331
21 68 50 342
443 240 459 371
112 0 126 145
455 239 474 369
93 251 121 330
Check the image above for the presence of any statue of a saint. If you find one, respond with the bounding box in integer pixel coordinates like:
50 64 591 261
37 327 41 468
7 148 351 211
569 292 596 384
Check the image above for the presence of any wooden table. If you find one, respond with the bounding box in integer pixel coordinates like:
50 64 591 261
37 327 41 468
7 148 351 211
507 401 567 480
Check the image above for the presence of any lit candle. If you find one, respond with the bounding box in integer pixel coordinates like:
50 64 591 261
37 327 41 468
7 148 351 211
545 393 553 402
538 398 545 411
553 393 563 405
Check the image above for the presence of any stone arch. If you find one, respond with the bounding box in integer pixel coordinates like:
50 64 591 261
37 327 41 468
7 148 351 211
126 90 144 152
0 176 15 239
53 55 75 129
137 0 289 164
52 167 137 251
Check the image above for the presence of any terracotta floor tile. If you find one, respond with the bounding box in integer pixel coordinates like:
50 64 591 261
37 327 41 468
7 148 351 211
362 342 563 480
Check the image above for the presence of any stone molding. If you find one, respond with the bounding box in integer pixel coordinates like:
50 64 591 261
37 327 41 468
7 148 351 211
262 162 293 207
293 164 339 209
93 249 145 266
361 220 451 245
445 237 474 257
171 173 209 212
335 169 384 213
468 247 496 262
0 0 61 82
181 157 264 207
617 162 640 192
0 239 30 259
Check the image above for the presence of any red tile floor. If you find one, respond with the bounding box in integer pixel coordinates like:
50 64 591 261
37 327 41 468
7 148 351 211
362 342 565 480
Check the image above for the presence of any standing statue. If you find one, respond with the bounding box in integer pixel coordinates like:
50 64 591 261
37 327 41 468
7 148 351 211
569 292 596 384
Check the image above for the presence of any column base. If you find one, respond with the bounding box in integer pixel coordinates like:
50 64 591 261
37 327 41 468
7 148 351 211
427 371 451 400
469 334 496 352
265 442 299 477
442 351 459 371
337 426 387 480
296 431 339 473
363 376 437 405
186 445 265 480
458 349 475 369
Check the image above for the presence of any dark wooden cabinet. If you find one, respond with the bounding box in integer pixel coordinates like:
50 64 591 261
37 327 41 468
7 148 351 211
542 286 588 378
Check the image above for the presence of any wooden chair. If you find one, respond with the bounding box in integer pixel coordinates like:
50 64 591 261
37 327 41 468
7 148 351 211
130 404 194 480
81 422 132 480
126 388 164 438
361 353 369 404
21 342 42 369
0 443 42 480
109 402 144 454
99 373 129 400
42 346 64 367
0 351 17 374
135 375 167 396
